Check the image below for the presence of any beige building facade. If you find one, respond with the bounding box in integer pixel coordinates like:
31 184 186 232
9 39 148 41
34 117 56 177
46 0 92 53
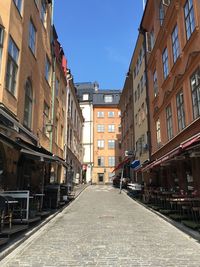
0 1 78 214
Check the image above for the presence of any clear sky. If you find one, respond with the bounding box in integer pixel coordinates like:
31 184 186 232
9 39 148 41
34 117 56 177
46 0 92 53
54 1 144 90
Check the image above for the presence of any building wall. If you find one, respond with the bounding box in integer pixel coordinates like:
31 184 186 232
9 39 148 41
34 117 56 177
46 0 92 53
132 34 149 164
66 80 84 183
142 0 200 160
0 1 69 185
93 107 121 184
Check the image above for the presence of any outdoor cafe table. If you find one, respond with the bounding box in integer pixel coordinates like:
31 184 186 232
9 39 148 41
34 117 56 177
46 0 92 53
169 197 200 211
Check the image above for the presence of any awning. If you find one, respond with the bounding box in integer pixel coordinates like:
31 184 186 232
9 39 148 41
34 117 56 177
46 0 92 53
142 146 181 172
0 132 22 149
112 157 130 172
20 148 56 162
130 160 140 169
180 133 200 150
54 156 69 168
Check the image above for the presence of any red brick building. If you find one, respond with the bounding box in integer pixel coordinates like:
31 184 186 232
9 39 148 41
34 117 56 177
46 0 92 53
141 0 200 193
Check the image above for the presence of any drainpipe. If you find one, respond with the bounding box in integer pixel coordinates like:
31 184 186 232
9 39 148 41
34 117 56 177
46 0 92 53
50 0 55 153
139 27 152 162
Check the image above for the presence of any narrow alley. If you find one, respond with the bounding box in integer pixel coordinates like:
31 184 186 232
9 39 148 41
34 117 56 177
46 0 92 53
1 186 200 267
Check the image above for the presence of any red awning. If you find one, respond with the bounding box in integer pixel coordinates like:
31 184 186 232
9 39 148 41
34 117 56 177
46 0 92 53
180 133 200 150
112 157 130 173
142 146 181 172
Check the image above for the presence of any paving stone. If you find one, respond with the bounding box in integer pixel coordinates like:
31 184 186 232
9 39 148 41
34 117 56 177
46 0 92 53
1 185 200 266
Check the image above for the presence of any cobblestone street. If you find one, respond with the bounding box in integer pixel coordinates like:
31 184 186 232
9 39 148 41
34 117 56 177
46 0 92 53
1 185 200 267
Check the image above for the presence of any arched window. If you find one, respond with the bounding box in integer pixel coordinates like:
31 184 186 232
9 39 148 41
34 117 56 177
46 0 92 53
23 79 33 129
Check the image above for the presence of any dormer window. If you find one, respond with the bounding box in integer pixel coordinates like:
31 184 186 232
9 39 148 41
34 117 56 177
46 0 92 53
83 94 89 101
104 95 113 103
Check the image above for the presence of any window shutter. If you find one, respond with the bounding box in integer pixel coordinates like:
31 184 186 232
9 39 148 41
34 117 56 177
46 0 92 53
146 32 152 53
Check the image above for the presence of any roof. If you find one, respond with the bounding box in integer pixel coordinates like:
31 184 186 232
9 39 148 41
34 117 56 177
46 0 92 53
93 90 121 106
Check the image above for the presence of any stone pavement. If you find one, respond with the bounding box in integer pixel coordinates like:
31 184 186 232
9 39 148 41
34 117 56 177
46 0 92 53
1 185 200 267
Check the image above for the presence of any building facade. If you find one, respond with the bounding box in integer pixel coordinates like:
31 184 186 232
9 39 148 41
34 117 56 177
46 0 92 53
93 90 121 184
66 77 84 185
119 71 134 180
0 1 82 214
76 82 99 183
141 0 200 193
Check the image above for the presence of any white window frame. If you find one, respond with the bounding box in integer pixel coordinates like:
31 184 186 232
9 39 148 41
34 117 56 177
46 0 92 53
5 36 19 95
108 124 115 133
97 140 104 149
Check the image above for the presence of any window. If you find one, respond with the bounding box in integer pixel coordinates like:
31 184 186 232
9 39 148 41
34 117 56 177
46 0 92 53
98 157 104 166
71 100 73 118
135 114 138 125
97 125 104 132
97 140 104 149
166 105 173 140
137 83 140 99
159 1 165 25
34 0 39 7
108 157 115 167
83 94 89 100
43 101 49 135
140 76 144 94
29 20 36 54
134 90 137 102
153 70 158 97
108 140 115 149
156 119 161 145
143 72 146 86
108 124 115 132
141 103 145 121
61 125 63 147
162 48 169 79
13 0 22 13
97 111 104 118
176 90 185 131
104 95 113 103
5 37 19 95
0 26 4 71
55 78 59 97
184 0 195 40
108 111 115 117
41 0 47 25
45 56 51 83
171 24 180 63
55 119 58 144
138 109 141 126
190 68 200 119
118 111 121 117
150 30 155 49
23 79 33 129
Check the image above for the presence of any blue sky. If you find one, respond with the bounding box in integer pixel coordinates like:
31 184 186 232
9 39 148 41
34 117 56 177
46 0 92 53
54 1 144 90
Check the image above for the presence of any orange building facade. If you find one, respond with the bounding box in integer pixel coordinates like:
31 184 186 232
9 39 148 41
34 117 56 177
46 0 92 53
93 91 121 184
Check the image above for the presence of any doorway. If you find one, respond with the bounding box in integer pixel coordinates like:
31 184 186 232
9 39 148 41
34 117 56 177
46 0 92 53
98 173 104 183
